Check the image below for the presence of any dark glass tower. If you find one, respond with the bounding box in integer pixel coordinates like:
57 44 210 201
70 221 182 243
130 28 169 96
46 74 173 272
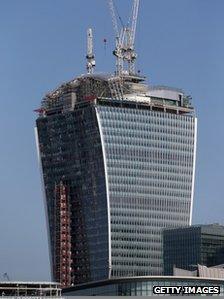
163 224 224 275
36 74 197 286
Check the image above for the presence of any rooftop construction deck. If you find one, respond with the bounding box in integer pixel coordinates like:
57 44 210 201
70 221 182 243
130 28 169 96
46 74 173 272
36 74 194 118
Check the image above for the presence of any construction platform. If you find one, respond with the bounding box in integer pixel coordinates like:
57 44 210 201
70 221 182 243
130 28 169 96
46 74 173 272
35 73 194 117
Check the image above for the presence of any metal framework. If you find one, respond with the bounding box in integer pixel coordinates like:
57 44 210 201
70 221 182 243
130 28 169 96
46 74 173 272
54 182 72 288
86 28 96 74
108 0 140 75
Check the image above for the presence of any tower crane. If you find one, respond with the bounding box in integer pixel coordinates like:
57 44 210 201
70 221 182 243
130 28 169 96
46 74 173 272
108 0 140 76
86 28 96 74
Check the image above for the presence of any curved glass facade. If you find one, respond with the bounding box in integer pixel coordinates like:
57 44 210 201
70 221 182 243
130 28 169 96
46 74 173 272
63 277 224 296
96 105 196 276
36 104 109 285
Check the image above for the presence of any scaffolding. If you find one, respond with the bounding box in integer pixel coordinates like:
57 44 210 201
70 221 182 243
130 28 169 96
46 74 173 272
108 76 124 100
35 73 152 118
54 182 72 288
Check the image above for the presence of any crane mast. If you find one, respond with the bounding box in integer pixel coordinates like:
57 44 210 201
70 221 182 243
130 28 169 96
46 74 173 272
86 28 96 74
108 0 140 76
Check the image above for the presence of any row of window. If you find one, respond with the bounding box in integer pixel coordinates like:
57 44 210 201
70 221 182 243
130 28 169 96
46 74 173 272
108 161 193 175
99 106 194 123
102 121 195 136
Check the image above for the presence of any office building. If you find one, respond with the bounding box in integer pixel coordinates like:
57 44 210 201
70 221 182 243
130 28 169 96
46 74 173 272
163 224 224 275
62 275 224 296
36 73 197 286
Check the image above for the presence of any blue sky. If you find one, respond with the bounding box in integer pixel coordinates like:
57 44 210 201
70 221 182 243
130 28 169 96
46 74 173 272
0 0 223 281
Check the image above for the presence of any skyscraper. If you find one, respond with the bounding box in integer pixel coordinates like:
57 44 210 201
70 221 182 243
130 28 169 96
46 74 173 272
35 73 197 286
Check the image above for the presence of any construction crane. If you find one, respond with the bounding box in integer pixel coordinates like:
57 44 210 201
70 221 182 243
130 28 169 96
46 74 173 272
108 0 140 75
3 273 10 281
86 28 96 74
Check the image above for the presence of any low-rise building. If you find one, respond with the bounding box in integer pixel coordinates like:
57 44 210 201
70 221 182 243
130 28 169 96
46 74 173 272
62 276 224 296
0 281 61 297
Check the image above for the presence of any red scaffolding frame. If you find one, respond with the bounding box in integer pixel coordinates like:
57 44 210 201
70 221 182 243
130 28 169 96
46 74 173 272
54 182 72 288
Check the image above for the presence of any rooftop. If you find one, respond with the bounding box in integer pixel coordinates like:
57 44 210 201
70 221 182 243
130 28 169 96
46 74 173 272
36 73 194 117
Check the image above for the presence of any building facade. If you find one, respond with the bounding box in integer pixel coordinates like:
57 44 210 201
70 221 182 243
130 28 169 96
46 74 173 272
163 224 224 275
36 74 197 286
174 264 224 279
62 276 224 296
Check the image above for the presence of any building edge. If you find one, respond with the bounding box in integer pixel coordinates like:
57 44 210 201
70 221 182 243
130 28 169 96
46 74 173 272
34 127 53 281
95 107 112 279
189 117 197 225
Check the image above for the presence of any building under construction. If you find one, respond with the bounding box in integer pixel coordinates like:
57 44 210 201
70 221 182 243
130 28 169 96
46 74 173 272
35 0 197 288
0 281 61 297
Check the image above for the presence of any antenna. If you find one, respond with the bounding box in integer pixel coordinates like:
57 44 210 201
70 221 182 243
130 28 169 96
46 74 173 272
108 0 140 75
86 28 96 74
